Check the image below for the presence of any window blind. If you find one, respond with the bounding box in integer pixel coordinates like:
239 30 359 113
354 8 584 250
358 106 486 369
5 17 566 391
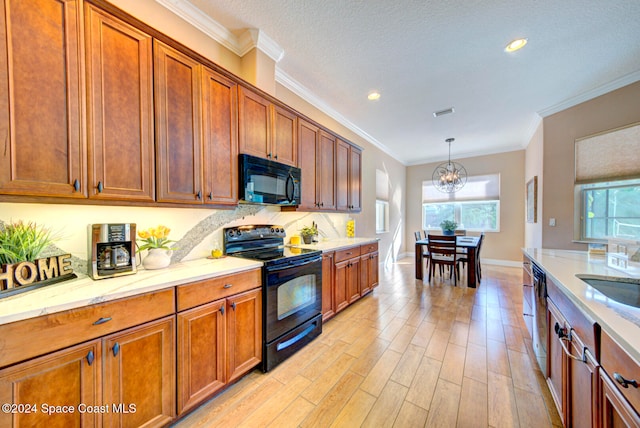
575 122 640 184
422 173 500 203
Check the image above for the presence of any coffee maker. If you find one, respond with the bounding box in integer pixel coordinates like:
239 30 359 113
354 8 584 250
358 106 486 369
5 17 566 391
89 223 137 279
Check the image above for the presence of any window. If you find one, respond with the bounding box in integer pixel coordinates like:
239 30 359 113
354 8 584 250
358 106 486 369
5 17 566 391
376 200 389 233
422 174 500 232
579 179 640 240
575 123 640 241
376 169 389 233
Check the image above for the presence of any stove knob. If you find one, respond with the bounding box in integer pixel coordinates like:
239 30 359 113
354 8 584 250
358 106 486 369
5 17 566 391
270 227 275 233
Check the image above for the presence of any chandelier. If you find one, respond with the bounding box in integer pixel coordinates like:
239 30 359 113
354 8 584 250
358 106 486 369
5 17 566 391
432 138 467 193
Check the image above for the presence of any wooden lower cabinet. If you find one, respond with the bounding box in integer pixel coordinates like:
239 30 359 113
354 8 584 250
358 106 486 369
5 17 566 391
103 316 175 428
600 329 640 427
360 249 379 296
226 289 262 383
0 315 175 428
322 252 335 321
177 288 261 415
0 340 101 428
333 260 350 314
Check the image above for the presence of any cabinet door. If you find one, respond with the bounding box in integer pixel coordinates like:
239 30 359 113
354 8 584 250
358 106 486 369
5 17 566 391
322 252 335 321
227 288 262 383
272 104 297 166
567 336 598 428
177 300 226 415
334 260 350 313
297 119 319 209
0 340 100 428
600 369 640 428
103 316 175 428
349 146 362 212
201 67 238 205
85 4 155 201
0 0 85 198
154 40 203 204
347 257 361 303
370 252 379 288
238 86 270 160
318 130 336 210
360 253 371 296
335 139 350 211
547 300 567 424
85 4 155 202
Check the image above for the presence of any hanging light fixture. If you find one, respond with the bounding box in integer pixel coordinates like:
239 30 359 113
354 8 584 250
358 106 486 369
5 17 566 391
432 138 467 193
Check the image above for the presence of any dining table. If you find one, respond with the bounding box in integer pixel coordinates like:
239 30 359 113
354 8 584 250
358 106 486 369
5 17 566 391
415 236 481 288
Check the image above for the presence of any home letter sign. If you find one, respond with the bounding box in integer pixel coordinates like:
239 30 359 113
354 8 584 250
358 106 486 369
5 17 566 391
1 254 76 297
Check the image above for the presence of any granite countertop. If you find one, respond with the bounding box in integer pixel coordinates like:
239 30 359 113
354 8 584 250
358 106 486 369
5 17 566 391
0 257 262 326
523 248 640 362
288 237 379 252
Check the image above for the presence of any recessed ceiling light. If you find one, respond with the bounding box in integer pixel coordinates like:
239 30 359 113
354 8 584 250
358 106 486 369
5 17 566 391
368 91 381 101
505 38 528 53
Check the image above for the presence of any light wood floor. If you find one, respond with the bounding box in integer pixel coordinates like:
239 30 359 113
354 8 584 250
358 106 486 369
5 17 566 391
172 258 562 427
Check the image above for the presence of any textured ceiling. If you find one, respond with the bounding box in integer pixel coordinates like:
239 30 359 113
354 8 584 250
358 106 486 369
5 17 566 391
185 0 640 165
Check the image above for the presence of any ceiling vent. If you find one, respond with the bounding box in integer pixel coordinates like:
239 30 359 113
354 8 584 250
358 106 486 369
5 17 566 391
433 107 455 118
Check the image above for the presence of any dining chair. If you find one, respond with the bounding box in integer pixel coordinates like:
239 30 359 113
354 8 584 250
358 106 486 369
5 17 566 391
427 235 459 285
415 231 430 272
475 232 485 281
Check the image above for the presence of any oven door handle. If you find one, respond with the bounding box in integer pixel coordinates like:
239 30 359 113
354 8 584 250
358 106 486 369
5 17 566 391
265 255 322 273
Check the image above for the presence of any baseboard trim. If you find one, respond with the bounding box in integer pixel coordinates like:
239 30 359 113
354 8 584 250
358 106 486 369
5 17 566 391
394 253 521 268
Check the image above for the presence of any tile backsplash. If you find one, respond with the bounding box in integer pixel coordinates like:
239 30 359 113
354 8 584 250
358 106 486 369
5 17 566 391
0 202 350 276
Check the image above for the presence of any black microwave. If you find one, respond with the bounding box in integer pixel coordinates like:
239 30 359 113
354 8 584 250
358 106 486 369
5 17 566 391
239 154 301 206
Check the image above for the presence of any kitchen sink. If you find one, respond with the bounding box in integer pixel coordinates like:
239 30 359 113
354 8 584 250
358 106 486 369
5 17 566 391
576 274 640 308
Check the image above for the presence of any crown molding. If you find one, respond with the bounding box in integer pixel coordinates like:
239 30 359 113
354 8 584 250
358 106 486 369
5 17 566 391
154 0 283 62
538 70 640 117
275 68 403 163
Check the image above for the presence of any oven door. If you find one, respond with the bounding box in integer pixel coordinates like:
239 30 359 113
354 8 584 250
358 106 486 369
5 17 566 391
264 255 322 343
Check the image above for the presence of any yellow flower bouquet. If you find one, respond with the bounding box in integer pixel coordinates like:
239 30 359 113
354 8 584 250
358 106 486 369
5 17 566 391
137 225 176 251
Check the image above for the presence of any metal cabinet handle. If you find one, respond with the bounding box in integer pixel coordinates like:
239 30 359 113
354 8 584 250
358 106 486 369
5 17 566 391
208 192 213 200
112 342 120 357
86 350 94 366
220 305 225 315
223 284 233 289
93 317 112 325
274 154 278 160
231 302 236 310
614 372 639 389
73 179 80 192
97 181 104 193
555 325 587 363
196 190 202 200
523 284 534 288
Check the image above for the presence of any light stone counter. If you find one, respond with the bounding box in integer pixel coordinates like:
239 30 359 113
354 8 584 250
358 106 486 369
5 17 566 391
288 237 379 253
523 248 640 362
0 257 262 325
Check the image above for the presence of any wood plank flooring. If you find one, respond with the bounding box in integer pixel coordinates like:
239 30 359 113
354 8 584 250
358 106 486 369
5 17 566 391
172 258 562 427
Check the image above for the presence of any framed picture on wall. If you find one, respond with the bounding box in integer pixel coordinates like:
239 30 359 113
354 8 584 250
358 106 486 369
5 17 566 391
526 176 538 223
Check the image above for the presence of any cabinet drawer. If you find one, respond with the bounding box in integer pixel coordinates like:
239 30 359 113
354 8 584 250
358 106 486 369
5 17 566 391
0 288 175 368
600 330 640 412
361 242 378 254
177 268 261 311
334 246 361 263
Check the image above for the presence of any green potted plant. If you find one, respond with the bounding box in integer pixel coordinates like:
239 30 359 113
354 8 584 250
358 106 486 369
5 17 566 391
300 225 318 244
0 220 56 265
440 220 458 236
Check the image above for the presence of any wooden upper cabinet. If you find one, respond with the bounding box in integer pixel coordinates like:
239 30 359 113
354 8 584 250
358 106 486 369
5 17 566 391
318 130 336 210
0 0 85 198
272 104 297 166
238 86 297 166
201 67 238 205
297 119 319 209
85 4 155 201
349 145 362 212
154 40 203 204
336 138 361 212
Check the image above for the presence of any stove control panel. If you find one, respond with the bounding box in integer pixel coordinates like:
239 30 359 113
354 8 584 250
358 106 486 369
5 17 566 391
224 225 286 242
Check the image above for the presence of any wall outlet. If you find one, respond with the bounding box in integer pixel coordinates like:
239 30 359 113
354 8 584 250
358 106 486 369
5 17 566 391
549 218 556 227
